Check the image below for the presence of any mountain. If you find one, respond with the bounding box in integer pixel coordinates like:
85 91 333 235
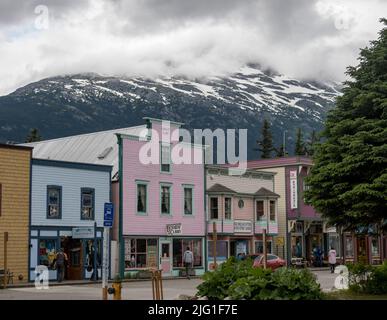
0 65 340 159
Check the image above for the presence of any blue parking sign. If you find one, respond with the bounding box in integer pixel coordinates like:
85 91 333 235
104 202 114 227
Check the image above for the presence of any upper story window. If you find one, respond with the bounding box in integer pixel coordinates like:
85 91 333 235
161 185 171 214
210 197 218 219
269 200 276 222
184 187 193 215
137 183 147 214
47 186 61 219
160 144 171 173
256 200 264 221
225 197 232 220
81 188 94 220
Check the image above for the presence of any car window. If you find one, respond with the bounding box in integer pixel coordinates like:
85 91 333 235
267 255 277 261
254 255 262 262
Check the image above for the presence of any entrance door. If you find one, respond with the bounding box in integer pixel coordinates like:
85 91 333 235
159 241 172 277
62 238 83 280
357 236 368 264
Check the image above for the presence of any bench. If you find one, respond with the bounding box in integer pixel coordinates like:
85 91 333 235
0 269 14 285
291 258 308 268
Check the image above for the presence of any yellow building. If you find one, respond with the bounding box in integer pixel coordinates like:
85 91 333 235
0 144 32 283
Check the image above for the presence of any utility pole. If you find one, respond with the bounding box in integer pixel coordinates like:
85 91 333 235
3 232 8 289
213 222 217 269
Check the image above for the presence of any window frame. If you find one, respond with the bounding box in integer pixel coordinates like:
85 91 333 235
224 197 232 220
160 143 172 173
209 197 219 220
46 185 62 219
269 200 276 222
182 184 194 216
256 200 265 221
160 183 172 215
255 240 273 254
136 181 148 215
80 187 95 220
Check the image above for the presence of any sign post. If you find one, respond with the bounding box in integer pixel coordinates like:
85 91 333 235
103 203 114 300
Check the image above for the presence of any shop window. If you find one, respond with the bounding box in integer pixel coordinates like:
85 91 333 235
269 200 276 222
345 236 354 258
256 200 264 221
173 239 202 268
184 187 193 215
224 197 232 220
160 185 171 214
47 186 61 219
81 188 94 220
291 236 303 258
295 222 303 233
328 234 340 256
124 238 157 269
85 239 101 271
137 183 147 214
161 144 171 173
208 241 228 259
371 238 380 256
210 197 218 219
39 239 57 270
255 240 272 254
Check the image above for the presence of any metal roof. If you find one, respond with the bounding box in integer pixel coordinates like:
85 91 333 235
207 183 237 194
21 125 147 179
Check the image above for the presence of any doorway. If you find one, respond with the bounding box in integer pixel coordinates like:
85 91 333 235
357 236 368 264
159 241 172 276
61 237 83 280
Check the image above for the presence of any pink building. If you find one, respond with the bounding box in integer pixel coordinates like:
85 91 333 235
117 118 206 277
206 165 279 269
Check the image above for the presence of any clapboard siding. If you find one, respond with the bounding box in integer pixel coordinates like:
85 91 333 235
0 146 31 282
122 127 206 236
260 167 287 258
31 164 110 227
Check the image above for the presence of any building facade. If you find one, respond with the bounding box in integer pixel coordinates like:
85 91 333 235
247 157 333 265
117 118 206 278
206 166 279 269
0 144 32 283
29 159 112 281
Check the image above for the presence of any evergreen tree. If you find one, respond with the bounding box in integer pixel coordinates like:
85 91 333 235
255 119 275 158
294 128 306 156
25 128 42 143
275 144 285 157
306 130 320 156
305 19 387 229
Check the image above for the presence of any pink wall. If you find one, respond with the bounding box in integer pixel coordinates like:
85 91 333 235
121 122 205 236
232 197 254 221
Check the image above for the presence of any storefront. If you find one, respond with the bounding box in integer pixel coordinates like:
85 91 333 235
123 236 205 277
30 226 104 281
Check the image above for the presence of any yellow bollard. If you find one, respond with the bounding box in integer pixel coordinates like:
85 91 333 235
112 281 122 300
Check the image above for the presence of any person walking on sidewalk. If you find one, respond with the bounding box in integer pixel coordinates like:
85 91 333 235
54 248 68 282
183 247 193 279
328 247 337 273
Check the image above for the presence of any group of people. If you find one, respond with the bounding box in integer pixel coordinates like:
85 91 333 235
313 246 337 273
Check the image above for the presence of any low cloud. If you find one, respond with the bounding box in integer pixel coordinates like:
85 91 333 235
0 0 385 95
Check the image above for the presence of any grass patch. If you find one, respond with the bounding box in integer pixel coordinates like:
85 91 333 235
324 290 387 300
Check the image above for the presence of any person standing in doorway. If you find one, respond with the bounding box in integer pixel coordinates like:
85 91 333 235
328 247 337 273
183 247 193 280
54 248 67 282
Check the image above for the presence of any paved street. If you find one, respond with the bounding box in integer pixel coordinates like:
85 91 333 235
0 270 336 300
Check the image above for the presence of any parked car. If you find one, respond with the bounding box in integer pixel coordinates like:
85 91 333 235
253 254 286 270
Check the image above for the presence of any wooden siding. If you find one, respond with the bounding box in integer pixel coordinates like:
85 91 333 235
0 147 31 282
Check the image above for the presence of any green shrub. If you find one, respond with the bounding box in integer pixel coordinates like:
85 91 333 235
348 261 387 294
197 257 322 300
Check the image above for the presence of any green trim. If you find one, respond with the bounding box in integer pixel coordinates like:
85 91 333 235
160 183 172 216
116 134 125 279
135 181 148 216
182 184 194 216
160 142 172 174
224 196 232 220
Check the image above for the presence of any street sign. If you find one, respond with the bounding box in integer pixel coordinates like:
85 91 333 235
104 202 114 228
275 236 284 246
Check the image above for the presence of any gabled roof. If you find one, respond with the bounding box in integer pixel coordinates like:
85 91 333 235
207 183 237 194
254 187 280 198
21 125 147 179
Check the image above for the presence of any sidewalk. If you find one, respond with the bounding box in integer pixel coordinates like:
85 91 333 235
2 276 202 289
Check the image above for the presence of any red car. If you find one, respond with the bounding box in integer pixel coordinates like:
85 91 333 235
253 254 286 270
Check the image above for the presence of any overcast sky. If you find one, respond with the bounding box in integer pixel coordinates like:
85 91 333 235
0 0 386 95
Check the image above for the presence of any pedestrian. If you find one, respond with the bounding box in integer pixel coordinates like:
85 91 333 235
54 248 67 282
183 246 193 279
328 246 337 273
